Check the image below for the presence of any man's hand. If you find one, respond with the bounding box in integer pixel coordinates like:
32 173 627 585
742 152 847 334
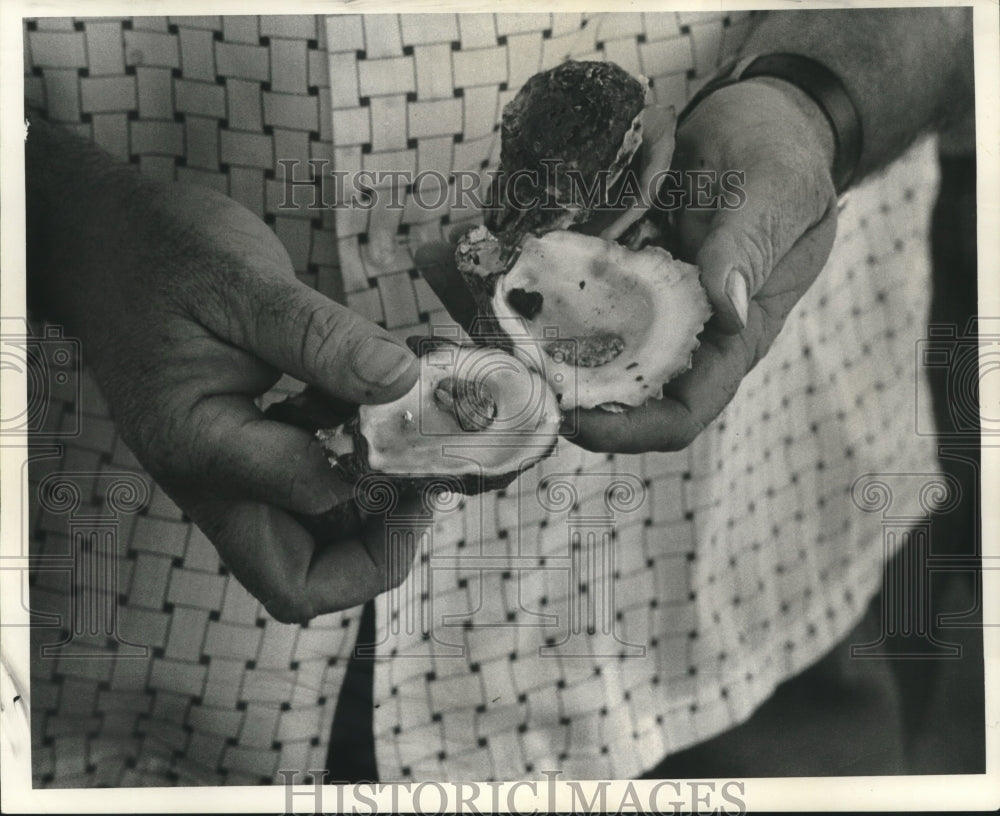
418 79 838 454
568 78 838 452
28 123 422 622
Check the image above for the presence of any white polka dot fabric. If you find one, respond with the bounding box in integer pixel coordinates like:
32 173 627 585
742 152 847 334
23 12 940 786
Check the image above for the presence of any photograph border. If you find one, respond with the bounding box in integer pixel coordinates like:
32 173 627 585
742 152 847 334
2 0 998 812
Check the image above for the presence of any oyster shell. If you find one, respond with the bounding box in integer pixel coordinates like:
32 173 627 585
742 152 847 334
485 60 648 256
457 59 711 411
315 340 561 494
483 231 710 409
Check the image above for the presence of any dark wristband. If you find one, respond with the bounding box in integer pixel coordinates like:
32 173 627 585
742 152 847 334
679 53 864 195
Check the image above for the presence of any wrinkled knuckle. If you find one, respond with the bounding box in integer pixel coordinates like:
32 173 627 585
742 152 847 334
122 399 190 489
775 155 833 226
164 401 228 487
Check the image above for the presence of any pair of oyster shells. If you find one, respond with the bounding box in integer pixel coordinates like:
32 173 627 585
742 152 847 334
308 61 711 494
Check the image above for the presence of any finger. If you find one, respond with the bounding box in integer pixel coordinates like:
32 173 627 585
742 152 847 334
753 201 838 312
174 393 354 515
689 159 834 334
192 495 424 624
414 241 481 336
222 275 419 405
568 212 837 453
671 80 837 335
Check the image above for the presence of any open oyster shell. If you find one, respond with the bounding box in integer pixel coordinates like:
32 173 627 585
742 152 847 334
460 229 711 410
457 59 711 411
315 339 561 494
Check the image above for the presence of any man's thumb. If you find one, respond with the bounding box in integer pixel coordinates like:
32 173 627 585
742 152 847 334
233 276 418 404
692 162 832 336
694 218 760 335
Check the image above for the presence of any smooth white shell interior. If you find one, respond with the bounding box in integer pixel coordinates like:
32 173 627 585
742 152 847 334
490 231 711 409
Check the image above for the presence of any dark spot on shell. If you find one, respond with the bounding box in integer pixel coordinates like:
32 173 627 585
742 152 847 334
508 288 544 320
635 376 644 382
625 362 639 370
579 280 586 290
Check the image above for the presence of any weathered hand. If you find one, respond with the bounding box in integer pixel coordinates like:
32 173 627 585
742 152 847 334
418 79 838 454
571 78 839 451
31 150 422 622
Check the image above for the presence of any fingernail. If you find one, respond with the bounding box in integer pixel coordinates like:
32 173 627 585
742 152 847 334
725 269 749 329
352 336 416 387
